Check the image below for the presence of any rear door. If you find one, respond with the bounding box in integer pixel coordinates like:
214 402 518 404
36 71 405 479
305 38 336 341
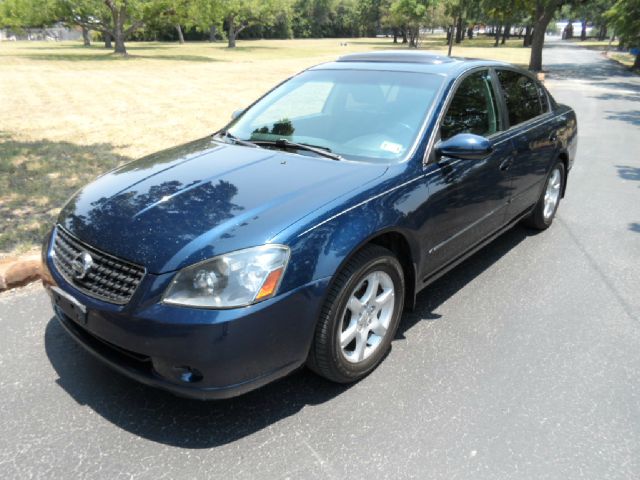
494 69 559 218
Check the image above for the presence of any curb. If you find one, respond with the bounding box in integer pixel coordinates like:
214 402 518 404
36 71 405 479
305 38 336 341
0 254 43 292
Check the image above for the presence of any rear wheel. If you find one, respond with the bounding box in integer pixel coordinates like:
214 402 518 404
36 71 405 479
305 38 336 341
524 161 565 230
307 245 405 383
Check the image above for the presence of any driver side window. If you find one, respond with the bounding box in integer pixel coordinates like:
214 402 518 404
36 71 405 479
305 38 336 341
441 70 501 141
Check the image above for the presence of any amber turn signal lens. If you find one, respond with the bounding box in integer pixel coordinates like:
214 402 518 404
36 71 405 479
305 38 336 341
255 267 284 301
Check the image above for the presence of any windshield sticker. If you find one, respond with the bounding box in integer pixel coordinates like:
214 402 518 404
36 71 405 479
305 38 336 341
380 141 403 154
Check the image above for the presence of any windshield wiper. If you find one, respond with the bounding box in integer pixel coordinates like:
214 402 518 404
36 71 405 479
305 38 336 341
215 131 261 149
254 139 342 161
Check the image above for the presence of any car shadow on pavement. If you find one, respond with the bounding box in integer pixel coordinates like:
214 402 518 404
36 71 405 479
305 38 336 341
44 224 535 448
397 225 533 337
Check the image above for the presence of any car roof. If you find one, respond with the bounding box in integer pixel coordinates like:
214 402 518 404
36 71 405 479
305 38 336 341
310 50 511 77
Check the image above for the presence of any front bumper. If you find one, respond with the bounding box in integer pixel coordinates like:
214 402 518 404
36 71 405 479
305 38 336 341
44 241 330 400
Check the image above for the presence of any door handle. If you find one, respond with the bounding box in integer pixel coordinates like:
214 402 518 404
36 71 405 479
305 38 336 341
499 157 513 171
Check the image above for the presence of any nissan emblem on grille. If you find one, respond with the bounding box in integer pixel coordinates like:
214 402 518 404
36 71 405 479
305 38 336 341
51 226 146 304
71 251 93 280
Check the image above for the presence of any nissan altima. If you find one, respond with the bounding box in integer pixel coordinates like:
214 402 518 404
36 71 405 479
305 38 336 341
42 51 577 399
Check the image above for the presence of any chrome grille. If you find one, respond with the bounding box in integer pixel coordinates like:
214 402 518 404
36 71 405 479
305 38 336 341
52 226 145 304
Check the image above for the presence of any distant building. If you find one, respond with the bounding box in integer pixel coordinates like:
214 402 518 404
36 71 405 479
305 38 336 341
0 23 82 41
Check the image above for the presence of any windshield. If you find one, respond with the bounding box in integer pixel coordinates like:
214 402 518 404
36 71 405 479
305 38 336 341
226 69 443 163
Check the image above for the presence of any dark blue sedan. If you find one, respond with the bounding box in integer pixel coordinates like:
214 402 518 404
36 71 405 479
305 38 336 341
42 51 577 399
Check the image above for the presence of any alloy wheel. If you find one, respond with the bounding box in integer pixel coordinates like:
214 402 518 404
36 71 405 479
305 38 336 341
339 270 396 363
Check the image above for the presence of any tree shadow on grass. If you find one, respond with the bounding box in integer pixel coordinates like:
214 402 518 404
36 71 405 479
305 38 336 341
0 132 131 252
44 222 532 448
6 52 225 63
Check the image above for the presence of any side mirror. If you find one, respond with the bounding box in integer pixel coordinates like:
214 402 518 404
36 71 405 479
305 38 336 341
231 109 244 120
435 133 493 161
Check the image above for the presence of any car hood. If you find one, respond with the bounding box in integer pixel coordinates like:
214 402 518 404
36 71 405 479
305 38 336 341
58 137 387 273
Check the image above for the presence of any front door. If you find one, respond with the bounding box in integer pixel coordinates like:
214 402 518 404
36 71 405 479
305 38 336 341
420 69 513 277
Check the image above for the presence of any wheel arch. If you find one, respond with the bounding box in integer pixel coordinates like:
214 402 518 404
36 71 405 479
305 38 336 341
558 150 569 197
326 228 419 312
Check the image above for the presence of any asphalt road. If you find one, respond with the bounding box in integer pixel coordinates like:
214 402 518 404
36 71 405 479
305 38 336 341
1 42 639 480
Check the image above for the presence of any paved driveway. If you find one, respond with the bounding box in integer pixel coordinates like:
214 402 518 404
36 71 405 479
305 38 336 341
1 42 639 479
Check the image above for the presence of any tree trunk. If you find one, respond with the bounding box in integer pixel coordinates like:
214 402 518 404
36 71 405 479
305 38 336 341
634 53 640 70
529 1 560 72
176 24 185 44
228 15 236 48
467 26 473 39
494 24 502 47
455 16 463 43
502 23 510 44
109 5 127 55
402 29 408 44
580 20 587 41
104 32 112 48
448 21 455 56
113 32 126 54
598 25 607 41
523 24 532 47
209 25 217 42
82 26 91 47
564 19 573 39
393 28 398 43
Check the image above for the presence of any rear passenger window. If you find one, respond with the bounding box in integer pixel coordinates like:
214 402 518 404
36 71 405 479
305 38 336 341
441 70 501 140
496 70 543 126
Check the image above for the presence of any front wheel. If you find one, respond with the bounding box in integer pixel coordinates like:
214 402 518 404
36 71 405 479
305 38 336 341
307 245 405 383
524 161 565 230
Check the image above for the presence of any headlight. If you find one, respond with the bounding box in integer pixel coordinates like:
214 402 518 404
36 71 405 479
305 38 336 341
162 245 290 308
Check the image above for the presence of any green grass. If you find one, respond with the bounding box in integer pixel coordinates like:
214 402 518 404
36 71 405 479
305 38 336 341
609 52 636 68
565 38 620 51
0 35 531 256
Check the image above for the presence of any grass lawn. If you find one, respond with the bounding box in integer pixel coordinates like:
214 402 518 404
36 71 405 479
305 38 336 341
565 38 620 51
0 35 529 256
608 52 636 68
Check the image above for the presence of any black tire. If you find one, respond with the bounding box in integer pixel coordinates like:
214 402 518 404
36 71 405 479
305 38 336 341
307 244 405 383
523 161 565 230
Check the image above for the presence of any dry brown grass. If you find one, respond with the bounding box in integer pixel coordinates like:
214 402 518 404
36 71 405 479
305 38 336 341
0 35 530 254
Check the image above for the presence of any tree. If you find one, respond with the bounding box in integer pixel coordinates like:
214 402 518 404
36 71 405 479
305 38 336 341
528 0 563 71
563 0 611 41
0 0 56 30
293 0 335 38
183 0 224 42
385 0 428 48
222 0 283 48
358 0 389 36
481 0 527 47
55 0 176 55
606 0 640 69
